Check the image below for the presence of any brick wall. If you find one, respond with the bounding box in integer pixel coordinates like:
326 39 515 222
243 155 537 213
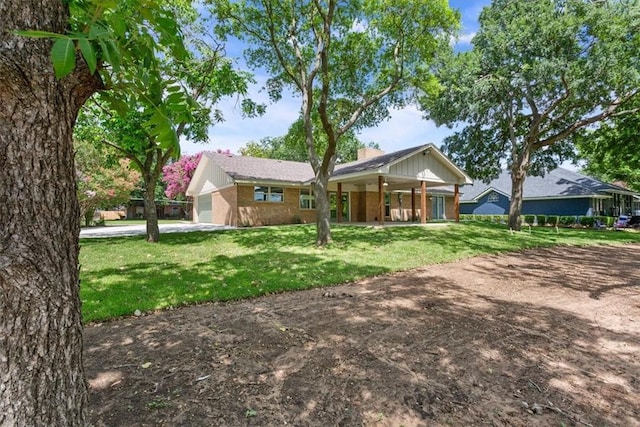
236 185 316 226
445 197 455 220
212 184 456 226
212 186 237 225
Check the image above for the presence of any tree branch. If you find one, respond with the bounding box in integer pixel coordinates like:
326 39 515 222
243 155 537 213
263 0 303 91
534 90 640 149
100 138 143 171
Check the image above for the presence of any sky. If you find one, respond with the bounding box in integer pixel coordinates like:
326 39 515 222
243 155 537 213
181 0 492 156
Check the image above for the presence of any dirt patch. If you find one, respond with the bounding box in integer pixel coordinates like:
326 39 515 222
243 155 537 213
86 244 640 426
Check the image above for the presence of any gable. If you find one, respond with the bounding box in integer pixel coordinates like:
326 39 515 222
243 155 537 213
332 144 472 186
186 154 234 196
388 150 463 184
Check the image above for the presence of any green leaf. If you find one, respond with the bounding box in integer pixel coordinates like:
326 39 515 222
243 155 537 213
78 38 97 74
51 38 76 79
89 24 110 39
104 40 121 70
15 30 63 39
102 95 130 116
97 39 111 63
97 39 120 72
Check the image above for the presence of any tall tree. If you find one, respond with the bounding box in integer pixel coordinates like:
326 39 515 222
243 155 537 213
0 0 192 424
240 115 379 163
75 138 140 226
577 99 640 192
212 0 458 245
75 30 258 242
423 0 640 230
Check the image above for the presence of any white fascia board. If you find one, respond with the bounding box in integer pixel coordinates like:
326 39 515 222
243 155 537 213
471 187 511 202
185 154 210 196
234 179 308 187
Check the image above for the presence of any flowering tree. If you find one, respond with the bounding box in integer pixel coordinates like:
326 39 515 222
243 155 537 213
162 152 203 200
77 161 140 226
162 149 231 200
75 138 140 225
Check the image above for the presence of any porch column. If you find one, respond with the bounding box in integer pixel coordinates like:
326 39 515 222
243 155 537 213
454 184 460 223
420 181 427 224
336 182 343 223
411 188 416 222
378 175 384 225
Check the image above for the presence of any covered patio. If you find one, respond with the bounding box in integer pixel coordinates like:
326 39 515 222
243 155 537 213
326 145 473 226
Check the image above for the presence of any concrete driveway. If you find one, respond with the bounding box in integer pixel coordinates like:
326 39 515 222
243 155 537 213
80 222 234 238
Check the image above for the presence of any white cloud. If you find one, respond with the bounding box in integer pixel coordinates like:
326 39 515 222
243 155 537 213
357 105 456 153
457 31 476 45
180 91 459 156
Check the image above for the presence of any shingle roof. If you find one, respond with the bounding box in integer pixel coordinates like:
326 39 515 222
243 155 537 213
204 152 313 183
460 168 634 201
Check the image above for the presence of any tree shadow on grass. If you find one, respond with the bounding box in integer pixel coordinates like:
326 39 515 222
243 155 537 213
84 262 640 426
81 249 391 323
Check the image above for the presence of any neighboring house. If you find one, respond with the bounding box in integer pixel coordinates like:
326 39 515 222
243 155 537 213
460 168 639 217
186 144 473 226
126 198 191 220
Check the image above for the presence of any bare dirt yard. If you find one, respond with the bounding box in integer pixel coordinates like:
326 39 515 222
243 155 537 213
86 244 640 426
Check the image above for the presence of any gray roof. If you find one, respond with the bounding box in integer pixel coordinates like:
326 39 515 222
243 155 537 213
205 152 313 183
333 144 429 177
460 168 634 201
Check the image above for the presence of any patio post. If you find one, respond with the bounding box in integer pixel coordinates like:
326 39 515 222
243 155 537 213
411 188 416 222
337 182 343 223
454 184 460 223
421 181 427 224
378 176 384 225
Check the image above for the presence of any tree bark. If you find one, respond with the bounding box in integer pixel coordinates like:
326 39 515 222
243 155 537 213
0 1 103 425
508 149 531 231
144 178 160 243
314 172 332 246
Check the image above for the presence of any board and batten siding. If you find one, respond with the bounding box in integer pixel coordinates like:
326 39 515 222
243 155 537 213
389 153 460 184
191 157 234 196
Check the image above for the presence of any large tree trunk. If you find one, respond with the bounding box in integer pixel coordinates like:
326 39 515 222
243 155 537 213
0 1 102 425
314 171 332 246
143 177 160 242
508 150 531 231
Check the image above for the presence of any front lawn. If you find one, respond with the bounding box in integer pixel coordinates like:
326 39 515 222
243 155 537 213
79 222 638 323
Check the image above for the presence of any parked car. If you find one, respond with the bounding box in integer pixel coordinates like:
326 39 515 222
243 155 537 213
614 215 630 229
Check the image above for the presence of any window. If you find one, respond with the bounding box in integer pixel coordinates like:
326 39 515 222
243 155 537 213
300 188 315 209
254 186 284 202
487 192 499 203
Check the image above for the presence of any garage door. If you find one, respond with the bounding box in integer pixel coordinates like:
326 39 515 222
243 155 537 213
196 193 213 223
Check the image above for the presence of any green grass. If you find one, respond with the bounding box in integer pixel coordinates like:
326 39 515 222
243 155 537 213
79 222 639 323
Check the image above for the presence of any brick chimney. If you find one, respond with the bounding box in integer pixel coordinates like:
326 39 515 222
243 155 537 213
357 147 385 160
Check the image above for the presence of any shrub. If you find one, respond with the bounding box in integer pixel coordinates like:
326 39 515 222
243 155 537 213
546 215 559 226
559 216 576 226
524 215 535 225
536 215 546 226
579 216 595 227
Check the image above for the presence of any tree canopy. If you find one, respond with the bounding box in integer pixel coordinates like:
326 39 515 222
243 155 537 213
239 114 380 163
211 0 459 244
423 0 640 230
74 2 259 242
74 138 140 225
577 99 640 192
